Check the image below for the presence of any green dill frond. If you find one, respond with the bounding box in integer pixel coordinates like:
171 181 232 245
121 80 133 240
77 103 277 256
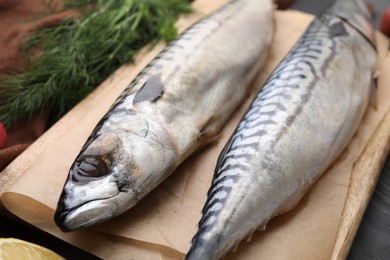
0 0 192 128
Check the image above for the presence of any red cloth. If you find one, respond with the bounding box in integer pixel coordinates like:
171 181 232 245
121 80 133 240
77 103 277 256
0 0 79 171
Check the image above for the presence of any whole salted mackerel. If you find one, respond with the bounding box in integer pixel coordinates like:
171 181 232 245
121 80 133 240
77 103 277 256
186 0 377 259
54 0 274 231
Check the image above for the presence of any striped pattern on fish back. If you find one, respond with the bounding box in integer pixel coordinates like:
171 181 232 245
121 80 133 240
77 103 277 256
189 15 340 252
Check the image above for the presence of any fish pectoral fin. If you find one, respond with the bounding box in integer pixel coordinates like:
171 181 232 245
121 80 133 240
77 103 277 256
199 129 222 143
198 116 223 144
370 70 380 110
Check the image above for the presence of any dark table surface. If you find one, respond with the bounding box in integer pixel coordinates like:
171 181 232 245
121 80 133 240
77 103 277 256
1 0 389 259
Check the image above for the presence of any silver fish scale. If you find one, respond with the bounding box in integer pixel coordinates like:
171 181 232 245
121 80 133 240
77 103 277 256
195 17 336 243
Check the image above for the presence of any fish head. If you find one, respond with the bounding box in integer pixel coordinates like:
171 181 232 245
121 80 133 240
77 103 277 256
325 0 376 47
54 117 178 232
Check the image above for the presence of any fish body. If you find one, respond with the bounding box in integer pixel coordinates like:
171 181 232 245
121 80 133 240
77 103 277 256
54 0 274 231
186 0 377 259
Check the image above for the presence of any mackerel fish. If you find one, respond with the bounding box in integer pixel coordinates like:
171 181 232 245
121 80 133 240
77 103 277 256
186 0 377 258
54 0 274 232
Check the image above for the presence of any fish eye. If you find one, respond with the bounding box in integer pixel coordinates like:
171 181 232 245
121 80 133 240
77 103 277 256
71 156 110 182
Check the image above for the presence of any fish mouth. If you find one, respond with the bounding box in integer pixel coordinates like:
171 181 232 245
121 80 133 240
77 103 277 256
54 191 135 232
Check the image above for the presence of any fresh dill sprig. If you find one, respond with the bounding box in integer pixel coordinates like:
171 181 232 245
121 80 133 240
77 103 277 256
0 0 192 128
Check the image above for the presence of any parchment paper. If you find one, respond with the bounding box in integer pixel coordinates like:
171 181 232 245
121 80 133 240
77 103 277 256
1 1 390 259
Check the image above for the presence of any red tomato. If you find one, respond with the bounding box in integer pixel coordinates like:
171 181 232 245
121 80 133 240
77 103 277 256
381 6 390 38
0 123 7 149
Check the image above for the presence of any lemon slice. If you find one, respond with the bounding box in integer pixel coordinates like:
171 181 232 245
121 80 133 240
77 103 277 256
0 238 64 260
